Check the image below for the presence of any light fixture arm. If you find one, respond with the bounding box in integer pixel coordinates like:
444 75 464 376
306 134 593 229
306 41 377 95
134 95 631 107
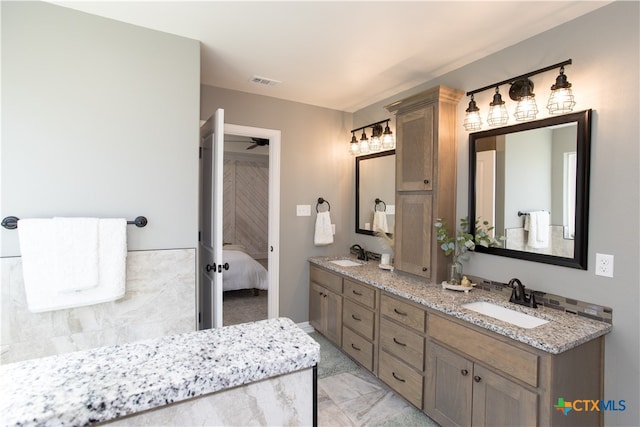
466 59 572 97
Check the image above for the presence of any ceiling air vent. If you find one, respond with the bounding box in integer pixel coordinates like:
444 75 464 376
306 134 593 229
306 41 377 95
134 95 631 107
250 75 281 86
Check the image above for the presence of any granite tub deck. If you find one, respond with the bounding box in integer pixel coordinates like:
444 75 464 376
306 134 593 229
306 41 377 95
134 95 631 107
0 317 319 426
310 257 611 354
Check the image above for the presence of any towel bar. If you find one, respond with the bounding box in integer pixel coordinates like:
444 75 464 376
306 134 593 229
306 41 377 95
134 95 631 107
316 198 330 212
517 211 549 217
1 215 148 230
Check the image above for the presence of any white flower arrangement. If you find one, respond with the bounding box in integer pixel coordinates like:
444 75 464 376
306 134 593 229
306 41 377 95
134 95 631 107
434 217 502 260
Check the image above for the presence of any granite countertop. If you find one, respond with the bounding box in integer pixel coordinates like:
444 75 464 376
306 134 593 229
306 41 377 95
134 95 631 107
0 317 319 427
309 256 612 354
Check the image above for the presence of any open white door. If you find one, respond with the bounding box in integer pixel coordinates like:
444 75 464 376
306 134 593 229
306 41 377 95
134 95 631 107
199 109 225 329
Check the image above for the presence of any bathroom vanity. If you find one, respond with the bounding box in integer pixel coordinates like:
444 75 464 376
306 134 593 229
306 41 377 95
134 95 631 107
0 318 319 426
309 257 611 427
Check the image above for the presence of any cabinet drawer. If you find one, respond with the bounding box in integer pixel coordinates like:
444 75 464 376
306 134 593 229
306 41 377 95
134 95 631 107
379 349 423 409
344 279 376 309
429 315 539 387
380 318 425 370
310 266 342 294
380 294 426 333
342 327 374 371
343 299 375 341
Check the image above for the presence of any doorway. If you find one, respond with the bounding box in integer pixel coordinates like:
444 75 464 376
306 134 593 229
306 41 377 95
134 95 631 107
198 116 280 329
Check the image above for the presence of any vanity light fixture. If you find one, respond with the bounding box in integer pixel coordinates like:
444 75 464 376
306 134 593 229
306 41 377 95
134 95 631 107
350 119 395 156
547 66 576 114
487 87 509 127
463 94 482 131
464 59 574 131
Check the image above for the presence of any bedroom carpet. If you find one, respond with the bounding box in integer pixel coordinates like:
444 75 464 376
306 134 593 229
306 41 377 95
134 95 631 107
309 332 439 427
223 289 268 326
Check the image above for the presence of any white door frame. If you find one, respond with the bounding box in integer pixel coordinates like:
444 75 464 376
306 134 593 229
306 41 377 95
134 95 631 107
223 123 280 320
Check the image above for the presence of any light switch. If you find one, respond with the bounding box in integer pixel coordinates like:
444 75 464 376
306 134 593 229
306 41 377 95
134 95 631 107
386 205 395 215
296 204 311 216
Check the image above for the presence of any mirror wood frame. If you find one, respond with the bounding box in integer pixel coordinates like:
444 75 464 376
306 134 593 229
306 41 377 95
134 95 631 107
356 149 395 237
468 109 592 269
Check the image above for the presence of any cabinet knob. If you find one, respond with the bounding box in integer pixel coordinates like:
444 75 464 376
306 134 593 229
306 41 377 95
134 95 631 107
461 369 469 376
422 267 428 272
392 372 406 383
424 179 430 184
474 375 482 383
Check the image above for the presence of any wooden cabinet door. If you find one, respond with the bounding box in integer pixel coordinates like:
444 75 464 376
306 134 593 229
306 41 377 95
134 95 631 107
471 364 538 427
395 194 433 278
425 342 473 427
323 286 343 346
396 105 435 191
309 282 324 333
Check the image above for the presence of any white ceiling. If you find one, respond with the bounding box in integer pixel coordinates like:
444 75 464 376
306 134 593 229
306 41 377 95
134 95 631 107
51 1 609 113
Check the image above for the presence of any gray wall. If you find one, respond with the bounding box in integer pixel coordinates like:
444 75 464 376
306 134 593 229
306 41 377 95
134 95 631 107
200 86 354 324
352 3 639 425
1 1 200 256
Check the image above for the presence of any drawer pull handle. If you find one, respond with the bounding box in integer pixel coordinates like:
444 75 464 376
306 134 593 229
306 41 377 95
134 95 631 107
393 308 408 316
474 375 482 383
461 369 469 376
352 290 363 296
351 314 362 321
392 372 406 383
393 338 407 347
351 343 361 351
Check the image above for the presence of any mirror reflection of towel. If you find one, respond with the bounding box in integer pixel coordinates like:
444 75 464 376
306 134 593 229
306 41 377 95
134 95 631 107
314 211 333 246
373 211 389 233
525 211 549 248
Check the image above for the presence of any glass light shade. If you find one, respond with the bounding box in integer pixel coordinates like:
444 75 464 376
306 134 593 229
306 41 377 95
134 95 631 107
547 87 576 114
359 130 370 154
514 95 538 121
464 110 482 131
370 135 382 151
382 132 395 149
349 133 360 155
487 104 509 126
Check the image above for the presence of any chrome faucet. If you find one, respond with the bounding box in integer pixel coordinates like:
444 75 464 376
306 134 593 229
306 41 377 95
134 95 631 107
508 278 538 308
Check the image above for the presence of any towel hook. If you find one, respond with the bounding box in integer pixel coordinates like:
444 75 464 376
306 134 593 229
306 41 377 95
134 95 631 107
374 198 387 212
316 197 331 212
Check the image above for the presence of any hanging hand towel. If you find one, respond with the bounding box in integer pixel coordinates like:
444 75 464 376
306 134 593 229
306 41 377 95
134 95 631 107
372 211 389 234
18 218 127 313
53 217 99 292
526 211 550 249
314 211 334 246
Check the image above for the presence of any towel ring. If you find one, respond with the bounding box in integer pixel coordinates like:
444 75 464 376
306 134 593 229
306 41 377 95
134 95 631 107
374 198 386 212
316 197 330 212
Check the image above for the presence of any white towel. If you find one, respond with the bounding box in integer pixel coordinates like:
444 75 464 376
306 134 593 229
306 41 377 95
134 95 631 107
53 217 99 292
314 211 334 246
18 218 127 313
373 211 389 233
526 211 550 249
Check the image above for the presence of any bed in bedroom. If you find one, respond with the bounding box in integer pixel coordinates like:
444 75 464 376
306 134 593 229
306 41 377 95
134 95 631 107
222 245 268 293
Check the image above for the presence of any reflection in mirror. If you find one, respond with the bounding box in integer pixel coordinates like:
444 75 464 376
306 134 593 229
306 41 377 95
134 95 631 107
469 110 591 269
356 150 395 236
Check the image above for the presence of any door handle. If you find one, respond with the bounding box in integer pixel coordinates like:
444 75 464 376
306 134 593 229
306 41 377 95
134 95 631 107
217 262 230 273
206 263 215 272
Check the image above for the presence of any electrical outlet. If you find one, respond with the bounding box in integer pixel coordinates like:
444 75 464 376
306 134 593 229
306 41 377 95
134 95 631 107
595 253 614 278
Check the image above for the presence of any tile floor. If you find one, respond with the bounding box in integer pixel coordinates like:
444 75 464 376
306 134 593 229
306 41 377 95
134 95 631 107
312 332 439 427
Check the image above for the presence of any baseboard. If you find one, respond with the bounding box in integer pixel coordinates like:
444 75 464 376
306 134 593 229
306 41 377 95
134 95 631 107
297 321 315 333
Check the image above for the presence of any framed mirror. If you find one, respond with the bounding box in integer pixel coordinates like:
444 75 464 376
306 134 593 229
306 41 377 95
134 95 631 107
356 150 395 236
469 110 592 269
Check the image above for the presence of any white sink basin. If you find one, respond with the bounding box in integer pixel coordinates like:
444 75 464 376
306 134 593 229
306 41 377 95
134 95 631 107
330 259 363 267
462 301 549 329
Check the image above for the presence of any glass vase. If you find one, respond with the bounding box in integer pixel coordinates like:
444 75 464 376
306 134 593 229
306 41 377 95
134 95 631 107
448 257 463 286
